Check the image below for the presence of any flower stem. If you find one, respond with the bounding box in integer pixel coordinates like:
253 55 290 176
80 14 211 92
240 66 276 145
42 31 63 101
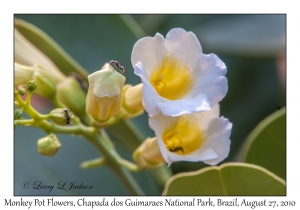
52 95 66 108
15 93 144 195
14 101 20 107
80 157 105 168
14 119 35 126
111 165 145 195
89 134 144 195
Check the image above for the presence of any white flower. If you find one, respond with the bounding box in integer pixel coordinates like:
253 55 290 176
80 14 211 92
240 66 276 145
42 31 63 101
148 104 232 166
131 28 228 116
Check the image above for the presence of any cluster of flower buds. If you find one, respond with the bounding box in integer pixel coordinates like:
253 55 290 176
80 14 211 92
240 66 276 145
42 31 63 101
14 23 87 116
85 62 146 127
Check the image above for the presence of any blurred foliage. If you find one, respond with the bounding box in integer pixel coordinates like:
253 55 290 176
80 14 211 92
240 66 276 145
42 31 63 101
15 19 88 80
163 163 285 195
14 14 286 195
240 107 286 180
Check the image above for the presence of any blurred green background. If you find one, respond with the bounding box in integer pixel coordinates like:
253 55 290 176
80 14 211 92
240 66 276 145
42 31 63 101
14 14 286 195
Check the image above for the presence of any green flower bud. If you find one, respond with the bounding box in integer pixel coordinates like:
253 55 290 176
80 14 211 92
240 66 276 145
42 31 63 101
37 134 61 157
32 65 56 99
26 80 37 92
14 109 22 119
56 77 86 116
133 137 165 170
86 63 126 123
18 87 26 95
49 108 70 126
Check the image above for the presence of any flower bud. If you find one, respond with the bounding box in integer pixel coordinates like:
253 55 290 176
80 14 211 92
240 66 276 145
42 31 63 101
49 108 69 126
119 84 144 119
124 83 143 110
18 87 26 95
15 63 56 99
86 63 126 123
26 80 37 92
14 62 34 86
37 134 61 157
14 109 22 119
56 77 86 116
133 137 165 170
32 65 57 99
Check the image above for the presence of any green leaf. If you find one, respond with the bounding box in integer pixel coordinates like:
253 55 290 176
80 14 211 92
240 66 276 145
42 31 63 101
163 162 285 196
239 107 286 180
14 18 88 80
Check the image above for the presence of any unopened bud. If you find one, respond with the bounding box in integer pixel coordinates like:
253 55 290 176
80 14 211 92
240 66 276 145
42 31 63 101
119 84 144 119
37 134 61 157
124 83 143 110
26 80 37 92
32 65 56 99
133 137 165 170
14 109 22 119
49 108 70 126
86 63 126 123
18 87 26 95
14 62 34 86
15 63 56 99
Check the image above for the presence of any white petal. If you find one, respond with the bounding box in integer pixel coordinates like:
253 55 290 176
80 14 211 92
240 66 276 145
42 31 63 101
193 103 220 130
167 148 218 163
192 53 228 104
156 136 173 165
148 113 178 165
202 117 232 165
148 112 174 137
134 62 162 116
165 28 202 71
157 94 212 116
131 33 166 77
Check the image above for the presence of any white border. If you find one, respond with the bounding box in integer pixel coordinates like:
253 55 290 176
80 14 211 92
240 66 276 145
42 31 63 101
2 1 299 209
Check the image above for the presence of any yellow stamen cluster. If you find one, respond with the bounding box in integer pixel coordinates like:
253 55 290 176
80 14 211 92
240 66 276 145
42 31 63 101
162 116 203 155
150 56 192 100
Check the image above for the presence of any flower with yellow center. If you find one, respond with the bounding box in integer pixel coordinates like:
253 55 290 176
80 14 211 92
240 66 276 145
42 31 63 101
149 104 232 165
131 28 228 116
